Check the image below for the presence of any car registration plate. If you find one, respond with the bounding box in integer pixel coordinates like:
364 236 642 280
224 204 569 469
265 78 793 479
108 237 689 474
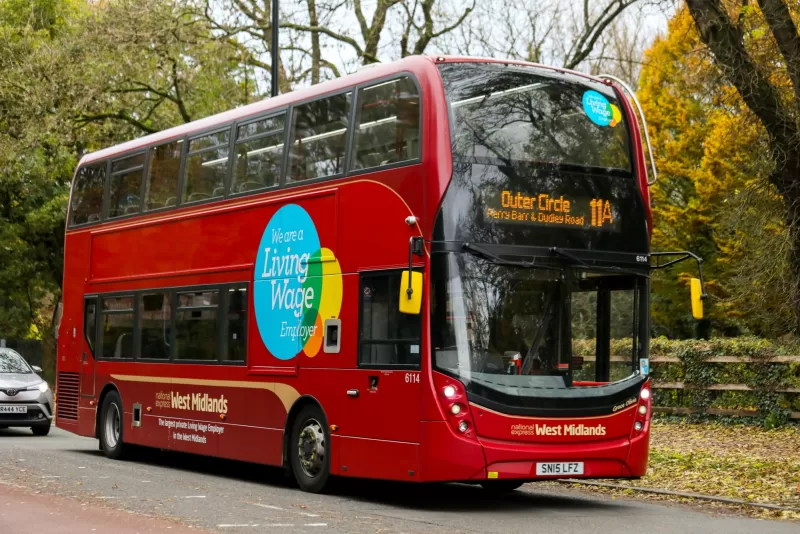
0 405 27 414
536 462 584 476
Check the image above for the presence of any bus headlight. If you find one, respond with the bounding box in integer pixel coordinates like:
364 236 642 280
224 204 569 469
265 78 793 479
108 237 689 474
451 404 462 415
458 421 469 433
634 421 643 431
443 385 457 398
640 388 651 401
638 405 647 415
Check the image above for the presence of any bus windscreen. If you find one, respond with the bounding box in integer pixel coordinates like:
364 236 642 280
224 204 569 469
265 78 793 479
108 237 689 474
447 66 631 171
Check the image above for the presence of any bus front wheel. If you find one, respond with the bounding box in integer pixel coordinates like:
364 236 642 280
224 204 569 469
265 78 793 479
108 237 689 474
99 390 126 460
289 405 330 493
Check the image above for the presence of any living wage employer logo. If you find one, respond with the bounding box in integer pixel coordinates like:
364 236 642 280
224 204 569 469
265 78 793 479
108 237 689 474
254 204 342 360
582 90 622 127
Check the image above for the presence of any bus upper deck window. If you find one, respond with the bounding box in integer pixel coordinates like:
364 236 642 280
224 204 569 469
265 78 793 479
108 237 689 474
145 141 182 211
288 92 351 182
108 153 145 218
69 163 106 226
352 77 420 171
183 130 230 204
233 114 286 193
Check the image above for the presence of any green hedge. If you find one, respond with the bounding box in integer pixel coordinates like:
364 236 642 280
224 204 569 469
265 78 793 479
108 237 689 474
574 337 800 425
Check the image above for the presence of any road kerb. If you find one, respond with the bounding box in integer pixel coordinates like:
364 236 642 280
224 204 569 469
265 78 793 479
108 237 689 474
558 479 800 512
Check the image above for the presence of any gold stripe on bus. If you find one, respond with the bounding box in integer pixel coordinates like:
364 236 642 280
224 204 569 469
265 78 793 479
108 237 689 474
110 374 300 412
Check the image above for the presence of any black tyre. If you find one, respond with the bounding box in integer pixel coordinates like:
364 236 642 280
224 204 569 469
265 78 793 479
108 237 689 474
99 390 126 459
289 405 330 493
480 480 525 492
31 424 51 436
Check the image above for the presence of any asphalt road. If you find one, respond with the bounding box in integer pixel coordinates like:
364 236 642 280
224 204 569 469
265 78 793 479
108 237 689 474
0 426 796 534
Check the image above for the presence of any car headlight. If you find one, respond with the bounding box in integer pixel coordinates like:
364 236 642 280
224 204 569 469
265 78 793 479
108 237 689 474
27 382 49 393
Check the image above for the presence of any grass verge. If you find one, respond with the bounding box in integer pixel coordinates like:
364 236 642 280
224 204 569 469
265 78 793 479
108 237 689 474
561 418 800 520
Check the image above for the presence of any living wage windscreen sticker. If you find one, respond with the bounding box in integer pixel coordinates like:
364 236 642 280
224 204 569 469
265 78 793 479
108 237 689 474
582 90 621 127
254 204 342 360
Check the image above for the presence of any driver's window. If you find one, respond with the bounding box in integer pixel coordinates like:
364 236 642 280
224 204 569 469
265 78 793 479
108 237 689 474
358 271 421 368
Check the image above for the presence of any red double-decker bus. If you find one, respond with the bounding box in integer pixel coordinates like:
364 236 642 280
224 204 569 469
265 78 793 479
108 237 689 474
56 56 701 493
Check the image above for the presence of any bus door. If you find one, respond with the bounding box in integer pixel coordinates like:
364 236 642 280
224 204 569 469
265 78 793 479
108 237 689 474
338 269 423 480
80 296 98 398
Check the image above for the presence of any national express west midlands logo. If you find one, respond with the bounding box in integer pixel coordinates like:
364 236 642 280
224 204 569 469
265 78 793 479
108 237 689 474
582 90 621 128
254 204 342 360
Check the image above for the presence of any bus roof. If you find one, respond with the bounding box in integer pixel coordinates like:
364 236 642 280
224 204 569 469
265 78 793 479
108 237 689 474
79 55 607 166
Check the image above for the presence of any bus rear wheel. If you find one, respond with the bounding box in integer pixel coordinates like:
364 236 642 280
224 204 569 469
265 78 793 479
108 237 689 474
99 390 126 459
480 480 525 492
289 405 330 493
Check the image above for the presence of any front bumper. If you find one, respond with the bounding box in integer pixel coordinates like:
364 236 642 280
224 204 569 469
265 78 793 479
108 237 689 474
0 403 52 427
419 420 649 482
0 390 54 427
476 433 642 479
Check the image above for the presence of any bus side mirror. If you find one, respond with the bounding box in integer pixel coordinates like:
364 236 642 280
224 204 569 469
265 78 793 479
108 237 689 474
399 271 423 315
690 278 703 320
400 236 424 315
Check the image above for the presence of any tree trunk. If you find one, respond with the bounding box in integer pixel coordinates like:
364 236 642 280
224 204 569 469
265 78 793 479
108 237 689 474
307 0 321 84
779 160 800 333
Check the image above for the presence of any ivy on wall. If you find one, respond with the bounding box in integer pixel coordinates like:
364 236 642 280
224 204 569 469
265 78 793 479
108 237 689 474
574 337 800 426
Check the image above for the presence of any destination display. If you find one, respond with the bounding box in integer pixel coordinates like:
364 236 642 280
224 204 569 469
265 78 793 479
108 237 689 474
485 190 620 232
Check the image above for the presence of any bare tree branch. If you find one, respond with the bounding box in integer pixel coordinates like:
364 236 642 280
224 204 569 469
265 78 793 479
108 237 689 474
74 112 159 134
279 21 379 62
565 0 637 70
411 0 474 55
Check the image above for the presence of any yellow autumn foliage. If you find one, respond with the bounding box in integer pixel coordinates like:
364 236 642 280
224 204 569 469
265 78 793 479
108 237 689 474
638 6 794 337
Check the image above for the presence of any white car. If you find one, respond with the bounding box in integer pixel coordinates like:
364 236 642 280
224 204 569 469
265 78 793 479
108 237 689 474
0 348 54 436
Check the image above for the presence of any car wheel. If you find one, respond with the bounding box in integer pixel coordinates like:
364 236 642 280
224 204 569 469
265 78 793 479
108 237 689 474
289 405 331 493
31 424 50 436
99 390 126 459
480 480 525 492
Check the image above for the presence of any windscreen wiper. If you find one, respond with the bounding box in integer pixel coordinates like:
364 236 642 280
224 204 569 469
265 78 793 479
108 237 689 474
462 242 562 272
549 247 648 278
